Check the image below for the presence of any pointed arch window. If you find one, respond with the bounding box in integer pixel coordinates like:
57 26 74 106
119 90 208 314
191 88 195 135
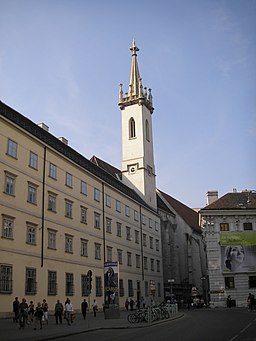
129 118 136 138
146 119 150 142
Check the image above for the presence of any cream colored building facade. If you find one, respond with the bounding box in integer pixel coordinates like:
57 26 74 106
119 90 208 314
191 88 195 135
0 42 163 316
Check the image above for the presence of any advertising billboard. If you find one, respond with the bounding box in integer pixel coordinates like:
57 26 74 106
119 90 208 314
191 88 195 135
104 261 119 307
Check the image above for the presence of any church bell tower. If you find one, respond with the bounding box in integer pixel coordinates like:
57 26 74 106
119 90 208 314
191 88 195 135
119 40 157 210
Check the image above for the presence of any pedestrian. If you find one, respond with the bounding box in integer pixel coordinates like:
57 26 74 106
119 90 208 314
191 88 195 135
129 298 134 311
54 299 64 324
42 299 49 325
125 298 129 311
28 301 35 324
92 299 98 317
227 295 232 308
81 299 88 320
12 297 19 323
18 298 28 329
64 298 73 325
33 302 43 330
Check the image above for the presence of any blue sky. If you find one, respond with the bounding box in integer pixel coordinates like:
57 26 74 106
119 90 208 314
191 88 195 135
1 0 255 208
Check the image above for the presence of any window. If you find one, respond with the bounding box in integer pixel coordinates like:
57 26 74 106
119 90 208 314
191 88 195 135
225 277 235 289
156 239 160 251
106 194 111 207
220 223 229 231
129 117 136 138
2 216 14 239
119 279 124 297
94 212 101 229
128 279 133 297
66 172 73 187
157 282 161 297
7 139 17 158
27 183 37 204
116 200 121 213
149 236 153 249
116 222 122 237
136 254 140 268
48 229 56 249
66 273 74 296
142 214 146 225
157 260 160 272
26 223 36 245
48 192 57 212
81 275 88 296
65 234 73 253
95 243 101 260
65 200 73 218
126 226 131 241
249 276 256 288
155 221 159 232
49 163 57 179
29 151 38 169
244 222 252 230
144 257 148 270
4 172 16 195
127 252 132 266
0 265 12 293
150 258 154 271
149 219 153 229
125 205 130 217
25 268 37 294
81 180 87 195
145 119 150 141
96 276 103 296
107 246 112 262
134 210 139 221
117 249 123 264
81 239 88 257
94 188 100 202
143 234 147 247
135 230 139 244
106 218 112 233
48 271 57 295
80 206 88 224
144 281 149 297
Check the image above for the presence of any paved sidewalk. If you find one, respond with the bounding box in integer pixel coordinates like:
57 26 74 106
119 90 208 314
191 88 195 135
1 310 183 341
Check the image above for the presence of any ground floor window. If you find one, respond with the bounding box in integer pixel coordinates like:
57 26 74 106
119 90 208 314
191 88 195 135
66 273 74 296
48 271 57 295
225 276 235 289
128 279 133 297
95 276 102 296
249 276 256 288
25 268 37 294
0 264 12 293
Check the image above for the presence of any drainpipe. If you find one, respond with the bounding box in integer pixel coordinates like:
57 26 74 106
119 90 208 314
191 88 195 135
41 146 46 267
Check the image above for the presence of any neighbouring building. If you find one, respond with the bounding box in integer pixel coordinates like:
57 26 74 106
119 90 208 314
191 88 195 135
0 40 164 317
200 190 256 307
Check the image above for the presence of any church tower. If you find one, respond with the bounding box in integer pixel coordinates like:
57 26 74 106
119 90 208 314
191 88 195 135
119 40 157 209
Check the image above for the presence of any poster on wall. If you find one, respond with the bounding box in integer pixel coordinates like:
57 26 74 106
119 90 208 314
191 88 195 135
220 232 256 273
104 261 119 307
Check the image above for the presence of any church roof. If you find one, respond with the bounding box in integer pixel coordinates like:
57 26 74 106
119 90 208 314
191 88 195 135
201 191 256 211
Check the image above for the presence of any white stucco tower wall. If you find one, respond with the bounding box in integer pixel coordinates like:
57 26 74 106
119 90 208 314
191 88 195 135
119 40 157 210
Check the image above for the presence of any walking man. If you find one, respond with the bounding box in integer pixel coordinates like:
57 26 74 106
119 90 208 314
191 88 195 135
54 300 64 324
81 299 88 320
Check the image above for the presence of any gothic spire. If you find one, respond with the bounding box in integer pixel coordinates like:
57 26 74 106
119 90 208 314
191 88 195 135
128 39 141 97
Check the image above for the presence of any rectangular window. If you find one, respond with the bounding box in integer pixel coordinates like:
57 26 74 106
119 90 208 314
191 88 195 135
95 243 101 260
155 221 159 232
48 229 56 249
106 194 111 207
25 268 37 295
127 252 132 266
225 277 235 289
81 274 88 296
128 279 133 297
149 236 153 249
81 206 88 224
94 188 100 202
249 276 256 288
48 271 57 295
149 218 153 229
4 172 16 195
125 205 130 217
2 216 14 239
27 183 37 204
66 172 73 187
150 258 154 271
81 180 87 195
220 223 229 231
145 281 149 297
65 273 74 296
65 200 73 218
156 239 160 251
49 163 57 179
143 234 147 247
65 234 73 253
107 246 112 262
134 210 139 221
48 192 57 212
96 276 102 296
7 139 17 158
0 265 13 293
157 282 161 297
142 214 146 225
94 212 101 229
81 239 88 257
106 218 112 233
144 257 148 270
157 260 160 272
117 249 123 264
244 222 252 230
116 222 122 237
26 223 36 245
116 200 121 213
136 254 140 268
119 279 124 297
126 226 131 241
29 151 38 169
135 230 139 244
